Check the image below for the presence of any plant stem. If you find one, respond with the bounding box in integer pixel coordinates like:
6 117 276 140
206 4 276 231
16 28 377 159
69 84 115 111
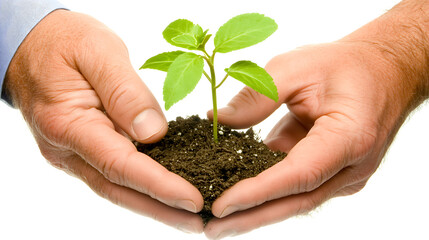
208 54 218 143
211 81 218 143
200 49 219 142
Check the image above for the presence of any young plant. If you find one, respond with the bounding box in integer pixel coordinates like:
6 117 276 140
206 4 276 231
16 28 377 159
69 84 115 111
141 13 279 142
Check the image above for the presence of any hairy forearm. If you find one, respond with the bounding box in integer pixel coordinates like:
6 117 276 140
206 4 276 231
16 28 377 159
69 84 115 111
383 0 429 103
342 0 429 113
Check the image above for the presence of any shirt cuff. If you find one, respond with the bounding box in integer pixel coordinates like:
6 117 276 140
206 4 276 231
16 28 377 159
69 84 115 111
0 0 67 106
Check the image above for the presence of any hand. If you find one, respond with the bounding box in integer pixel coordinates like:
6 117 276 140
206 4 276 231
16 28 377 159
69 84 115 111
204 10 429 236
4 10 204 233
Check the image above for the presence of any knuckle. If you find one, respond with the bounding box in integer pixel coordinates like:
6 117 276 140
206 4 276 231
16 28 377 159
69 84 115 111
265 53 289 72
355 166 375 181
97 149 134 187
105 79 140 116
338 116 379 164
347 182 367 195
337 181 368 197
39 145 64 169
148 210 162 223
299 166 324 193
350 181 368 193
353 130 378 161
297 196 319 215
32 104 76 147
92 176 120 205
38 143 78 177
297 189 332 216
99 153 126 185
350 164 376 184
79 26 128 58
36 136 70 170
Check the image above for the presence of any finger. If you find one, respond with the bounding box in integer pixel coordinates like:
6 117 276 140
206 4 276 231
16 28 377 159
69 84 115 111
75 25 167 143
36 135 204 232
81 114 203 212
38 104 204 212
207 49 317 129
334 179 368 197
207 86 282 129
211 116 356 218
205 167 355 239
264 112 309 153
62 153 204 233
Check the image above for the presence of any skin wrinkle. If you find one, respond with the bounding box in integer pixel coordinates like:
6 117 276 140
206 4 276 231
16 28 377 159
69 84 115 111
92 133 134 182
34 105 81 147
34 44 97 107
324 110 379 161
300 169 355 214
106 75 130 115
299 164 326 194
306 128 349 180
98 145 125 185
285 99 319 130
335 181 366 197
234 87 262 107
286 82 321 110
38 140 75 170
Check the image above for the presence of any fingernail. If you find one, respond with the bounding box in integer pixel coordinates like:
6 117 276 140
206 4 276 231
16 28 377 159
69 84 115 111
176 199 197 213
216 230 237 239
219 205 238 218
177 223 198 234
218 106 236 115
132 109 165 141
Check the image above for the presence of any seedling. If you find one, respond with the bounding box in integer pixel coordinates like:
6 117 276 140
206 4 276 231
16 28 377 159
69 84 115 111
141 13 279 142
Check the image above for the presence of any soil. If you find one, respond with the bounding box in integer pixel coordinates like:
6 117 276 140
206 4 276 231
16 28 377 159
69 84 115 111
135 115 286 224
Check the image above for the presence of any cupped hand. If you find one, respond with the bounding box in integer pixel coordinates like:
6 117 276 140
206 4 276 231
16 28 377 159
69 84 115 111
4 10 203 233
204 38 425 238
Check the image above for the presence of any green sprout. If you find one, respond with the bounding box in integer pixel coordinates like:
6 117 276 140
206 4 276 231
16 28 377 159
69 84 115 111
141 13 279 143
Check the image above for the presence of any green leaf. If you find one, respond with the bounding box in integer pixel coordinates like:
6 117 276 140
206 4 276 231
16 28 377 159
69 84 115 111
172 34 198 49
140 51 186 72
196 28 208 44
225 61 279 101
214 13 277 53
163 19 205 50
164 52 204 110
197 33 212 50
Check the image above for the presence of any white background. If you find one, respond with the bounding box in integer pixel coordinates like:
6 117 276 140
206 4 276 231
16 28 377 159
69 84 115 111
1 0 428 239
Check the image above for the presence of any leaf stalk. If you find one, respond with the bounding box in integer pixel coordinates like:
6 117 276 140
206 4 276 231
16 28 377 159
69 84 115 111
216 74 229 89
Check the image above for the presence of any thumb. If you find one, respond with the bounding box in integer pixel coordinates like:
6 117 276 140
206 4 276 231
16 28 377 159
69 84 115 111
77 28 167 143
208 54 292 129
208 86 283 129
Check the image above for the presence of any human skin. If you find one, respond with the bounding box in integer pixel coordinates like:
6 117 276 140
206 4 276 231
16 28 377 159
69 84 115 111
3 10 204 233
205 0 429 238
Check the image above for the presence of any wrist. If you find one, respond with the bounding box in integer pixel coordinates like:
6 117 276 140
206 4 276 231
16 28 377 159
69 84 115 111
0 0 68 106
341 0 429 113
5 9 72 110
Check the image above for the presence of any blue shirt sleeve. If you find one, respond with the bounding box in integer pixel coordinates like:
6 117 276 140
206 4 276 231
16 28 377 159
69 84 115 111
0 0 67 106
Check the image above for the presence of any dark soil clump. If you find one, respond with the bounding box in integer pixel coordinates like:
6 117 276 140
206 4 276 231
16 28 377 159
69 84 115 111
135 115 286 223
